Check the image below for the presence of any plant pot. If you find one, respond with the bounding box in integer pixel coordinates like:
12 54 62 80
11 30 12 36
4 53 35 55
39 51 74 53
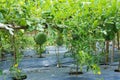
12 74 27 80
69 71 83 75
21 74 27 79
114 69 120 72
12 77 22 80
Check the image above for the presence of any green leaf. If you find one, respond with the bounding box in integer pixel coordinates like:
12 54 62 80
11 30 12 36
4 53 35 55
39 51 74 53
19 18 27 26
0 12 3 19
26 20 32 26
116 22 120 29
93 20 98 28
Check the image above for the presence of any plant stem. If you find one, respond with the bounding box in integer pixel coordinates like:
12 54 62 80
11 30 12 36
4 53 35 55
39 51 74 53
40 45 42 57
118 60 120 70
57 46 60 67
13 34 17 64
117 31 120 50
105 41 109 64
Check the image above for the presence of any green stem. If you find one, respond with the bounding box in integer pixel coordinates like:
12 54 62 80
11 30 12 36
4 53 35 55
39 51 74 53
40 45 42 57
105 41 109 64
118 60 120 70
117 31 120 50
57 46 60 67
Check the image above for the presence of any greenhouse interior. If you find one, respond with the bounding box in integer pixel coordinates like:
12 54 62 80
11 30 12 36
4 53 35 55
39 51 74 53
0 0 120 80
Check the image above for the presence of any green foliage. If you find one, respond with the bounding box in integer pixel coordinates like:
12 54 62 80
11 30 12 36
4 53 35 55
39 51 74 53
0 0 119 34
72 33 80 41
56 33 63 46
77 51 101 74
34 32 47 46
9 63 27 80
0 29 31 64
76 51 88 71
0 31 11 53
34 32 47 57
103 31 115 41
0 0 120 74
